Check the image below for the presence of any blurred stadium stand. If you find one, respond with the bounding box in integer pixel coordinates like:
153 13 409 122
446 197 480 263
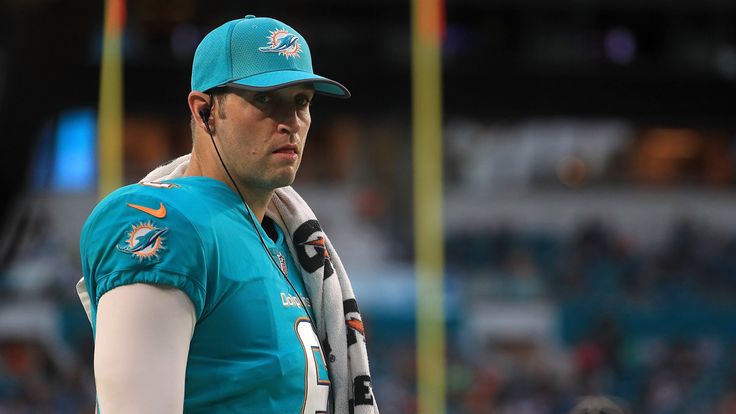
3 0 736 413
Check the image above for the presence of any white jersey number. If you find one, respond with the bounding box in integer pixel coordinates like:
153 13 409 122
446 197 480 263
295 318 330 414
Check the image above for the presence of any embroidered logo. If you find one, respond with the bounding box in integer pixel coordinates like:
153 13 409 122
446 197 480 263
277 252 289 276
117 221 168 261
258 29 302 58
127 202 167 219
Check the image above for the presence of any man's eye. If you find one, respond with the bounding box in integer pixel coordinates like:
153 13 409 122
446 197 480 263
296 95 313 107
254 94 271 104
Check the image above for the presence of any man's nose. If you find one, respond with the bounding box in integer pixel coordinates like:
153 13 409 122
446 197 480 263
275 105 300 136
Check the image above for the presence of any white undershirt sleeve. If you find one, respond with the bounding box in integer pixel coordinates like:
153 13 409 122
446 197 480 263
94 283 196 414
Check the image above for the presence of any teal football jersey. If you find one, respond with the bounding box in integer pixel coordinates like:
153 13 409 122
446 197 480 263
80 176 330 413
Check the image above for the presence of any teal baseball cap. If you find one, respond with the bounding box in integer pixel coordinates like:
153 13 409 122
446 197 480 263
192 15 350 98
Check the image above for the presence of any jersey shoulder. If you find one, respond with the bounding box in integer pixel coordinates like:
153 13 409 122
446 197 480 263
81 178 222 236
80 179 212 253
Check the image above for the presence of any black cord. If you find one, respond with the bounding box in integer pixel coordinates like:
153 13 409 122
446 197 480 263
202 105 315 325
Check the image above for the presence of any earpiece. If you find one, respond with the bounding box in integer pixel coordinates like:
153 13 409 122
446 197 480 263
199 107 210 123
199 107 212 134
200 92 215 134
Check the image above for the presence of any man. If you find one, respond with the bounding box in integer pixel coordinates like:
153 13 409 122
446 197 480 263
78 14 378 413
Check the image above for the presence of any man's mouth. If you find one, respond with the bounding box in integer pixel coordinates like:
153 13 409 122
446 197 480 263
273 144 299 155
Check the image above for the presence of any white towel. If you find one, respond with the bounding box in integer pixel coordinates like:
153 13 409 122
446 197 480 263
141 154 379 414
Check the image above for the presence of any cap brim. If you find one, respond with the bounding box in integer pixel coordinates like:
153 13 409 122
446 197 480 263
228 70 350 98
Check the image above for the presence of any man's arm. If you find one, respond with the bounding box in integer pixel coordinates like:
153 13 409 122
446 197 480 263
94 283 196 414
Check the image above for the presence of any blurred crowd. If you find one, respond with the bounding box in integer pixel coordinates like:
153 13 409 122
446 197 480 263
3 213 736 413
0 209 94 413
447 218 736 304
417 218 736 414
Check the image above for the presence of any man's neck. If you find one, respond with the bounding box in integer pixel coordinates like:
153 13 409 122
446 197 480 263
184 151 272 222
236 188 273 223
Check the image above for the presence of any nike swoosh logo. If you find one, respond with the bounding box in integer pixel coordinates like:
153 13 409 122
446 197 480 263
127 202 167 219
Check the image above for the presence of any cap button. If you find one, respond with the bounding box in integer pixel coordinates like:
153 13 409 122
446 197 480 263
244 15 255 19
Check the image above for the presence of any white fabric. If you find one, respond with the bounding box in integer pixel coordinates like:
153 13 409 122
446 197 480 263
94 284 195 414
76 277 92 324
78 153 379 413
268 187 377 414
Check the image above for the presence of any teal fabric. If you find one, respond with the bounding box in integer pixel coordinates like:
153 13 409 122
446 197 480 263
191 15 349 97
80 176 327 413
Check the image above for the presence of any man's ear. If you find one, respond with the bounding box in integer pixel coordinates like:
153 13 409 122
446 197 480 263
188 91 212 132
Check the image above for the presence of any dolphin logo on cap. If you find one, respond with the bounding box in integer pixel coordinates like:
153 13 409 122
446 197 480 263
259 29 302 58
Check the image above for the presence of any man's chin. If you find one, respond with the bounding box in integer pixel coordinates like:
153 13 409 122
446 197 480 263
247 167 298 191
269 173 297 189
